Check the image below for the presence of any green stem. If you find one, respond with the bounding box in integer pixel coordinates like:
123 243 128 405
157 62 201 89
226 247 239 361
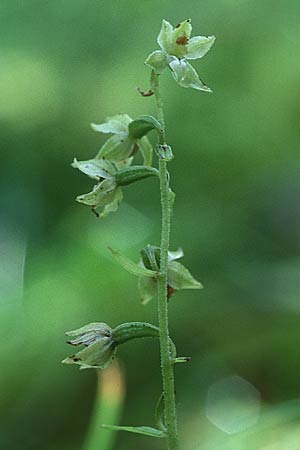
151 70 180 450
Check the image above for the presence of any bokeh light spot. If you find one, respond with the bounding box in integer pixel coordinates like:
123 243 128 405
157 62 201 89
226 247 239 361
205 375 261 434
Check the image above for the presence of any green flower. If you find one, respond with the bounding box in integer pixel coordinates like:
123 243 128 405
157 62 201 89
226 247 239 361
72 158 123 218
72 158 159 218
145 19 215 92
138 245 203 304
92 114 153 166
62 323 116 370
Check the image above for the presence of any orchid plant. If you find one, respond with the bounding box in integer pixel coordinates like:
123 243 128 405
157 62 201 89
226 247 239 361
63 18 215 450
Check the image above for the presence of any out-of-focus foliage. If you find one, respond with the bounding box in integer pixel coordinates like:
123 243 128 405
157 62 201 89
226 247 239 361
1 1 300 449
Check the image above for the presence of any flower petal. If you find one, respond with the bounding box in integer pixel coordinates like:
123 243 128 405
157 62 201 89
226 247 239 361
65 322 112 337
186 35 216 60
138 276 157 305
96 134 134 161
168 57 212 92
72 158 116 180
157 19 173 54
171 19 192 58
91 114 132 136
168 248 184 261
168 261 203 290
76 178 117 207
145 50 168 74
100 188 123 218
172 19 192 42
62 339 116 369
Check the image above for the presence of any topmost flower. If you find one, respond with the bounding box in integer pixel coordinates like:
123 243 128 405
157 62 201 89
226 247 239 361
145 19 215 92
158 19 215 61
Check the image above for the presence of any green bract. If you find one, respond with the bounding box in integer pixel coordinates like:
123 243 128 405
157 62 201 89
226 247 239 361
145 19 215 92
72 159 159 218
92 113 156 166
138 245 203 304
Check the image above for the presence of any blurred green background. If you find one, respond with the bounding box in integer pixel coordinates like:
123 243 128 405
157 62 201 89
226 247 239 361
1 1 300 449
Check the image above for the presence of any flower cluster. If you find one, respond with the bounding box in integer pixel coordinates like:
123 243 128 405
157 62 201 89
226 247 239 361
145 19 215 92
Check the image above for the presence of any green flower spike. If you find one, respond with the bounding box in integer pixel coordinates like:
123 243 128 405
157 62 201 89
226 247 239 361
145 19 215 92
138 245 203 304
72 158 159 218
62 323 116 370
91 114 162 167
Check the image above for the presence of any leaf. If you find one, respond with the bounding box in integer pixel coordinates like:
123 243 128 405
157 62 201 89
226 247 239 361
145 50 168 74
128 115 163 140
139 136 153 166
186 35 216 60
72 158 115 180
108 247 158 277
101 424 165 438
168 57 212 92
91 114 132 136
168 261 203 290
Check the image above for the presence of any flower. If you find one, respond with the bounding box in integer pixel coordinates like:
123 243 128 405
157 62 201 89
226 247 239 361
138 245 203 304
62 323 116 370
145 19 215 92
91 114 153 166
72 158 159 218
72 158 123 218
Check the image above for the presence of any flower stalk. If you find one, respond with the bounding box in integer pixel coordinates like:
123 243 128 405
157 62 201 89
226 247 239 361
152 70 180 450
63 17 215 450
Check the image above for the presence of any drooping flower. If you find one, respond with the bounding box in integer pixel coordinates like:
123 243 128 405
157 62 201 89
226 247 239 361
91 114 154 166
72 158 159 218
138 245 203 304
145 19 215 92
62 321 174 370
72 158 123 218
62 323 116 370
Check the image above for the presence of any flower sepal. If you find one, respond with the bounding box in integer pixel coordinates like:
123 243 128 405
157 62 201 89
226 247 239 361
145 50 168 74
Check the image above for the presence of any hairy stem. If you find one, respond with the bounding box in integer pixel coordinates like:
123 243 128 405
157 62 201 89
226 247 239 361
152 70 180 450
